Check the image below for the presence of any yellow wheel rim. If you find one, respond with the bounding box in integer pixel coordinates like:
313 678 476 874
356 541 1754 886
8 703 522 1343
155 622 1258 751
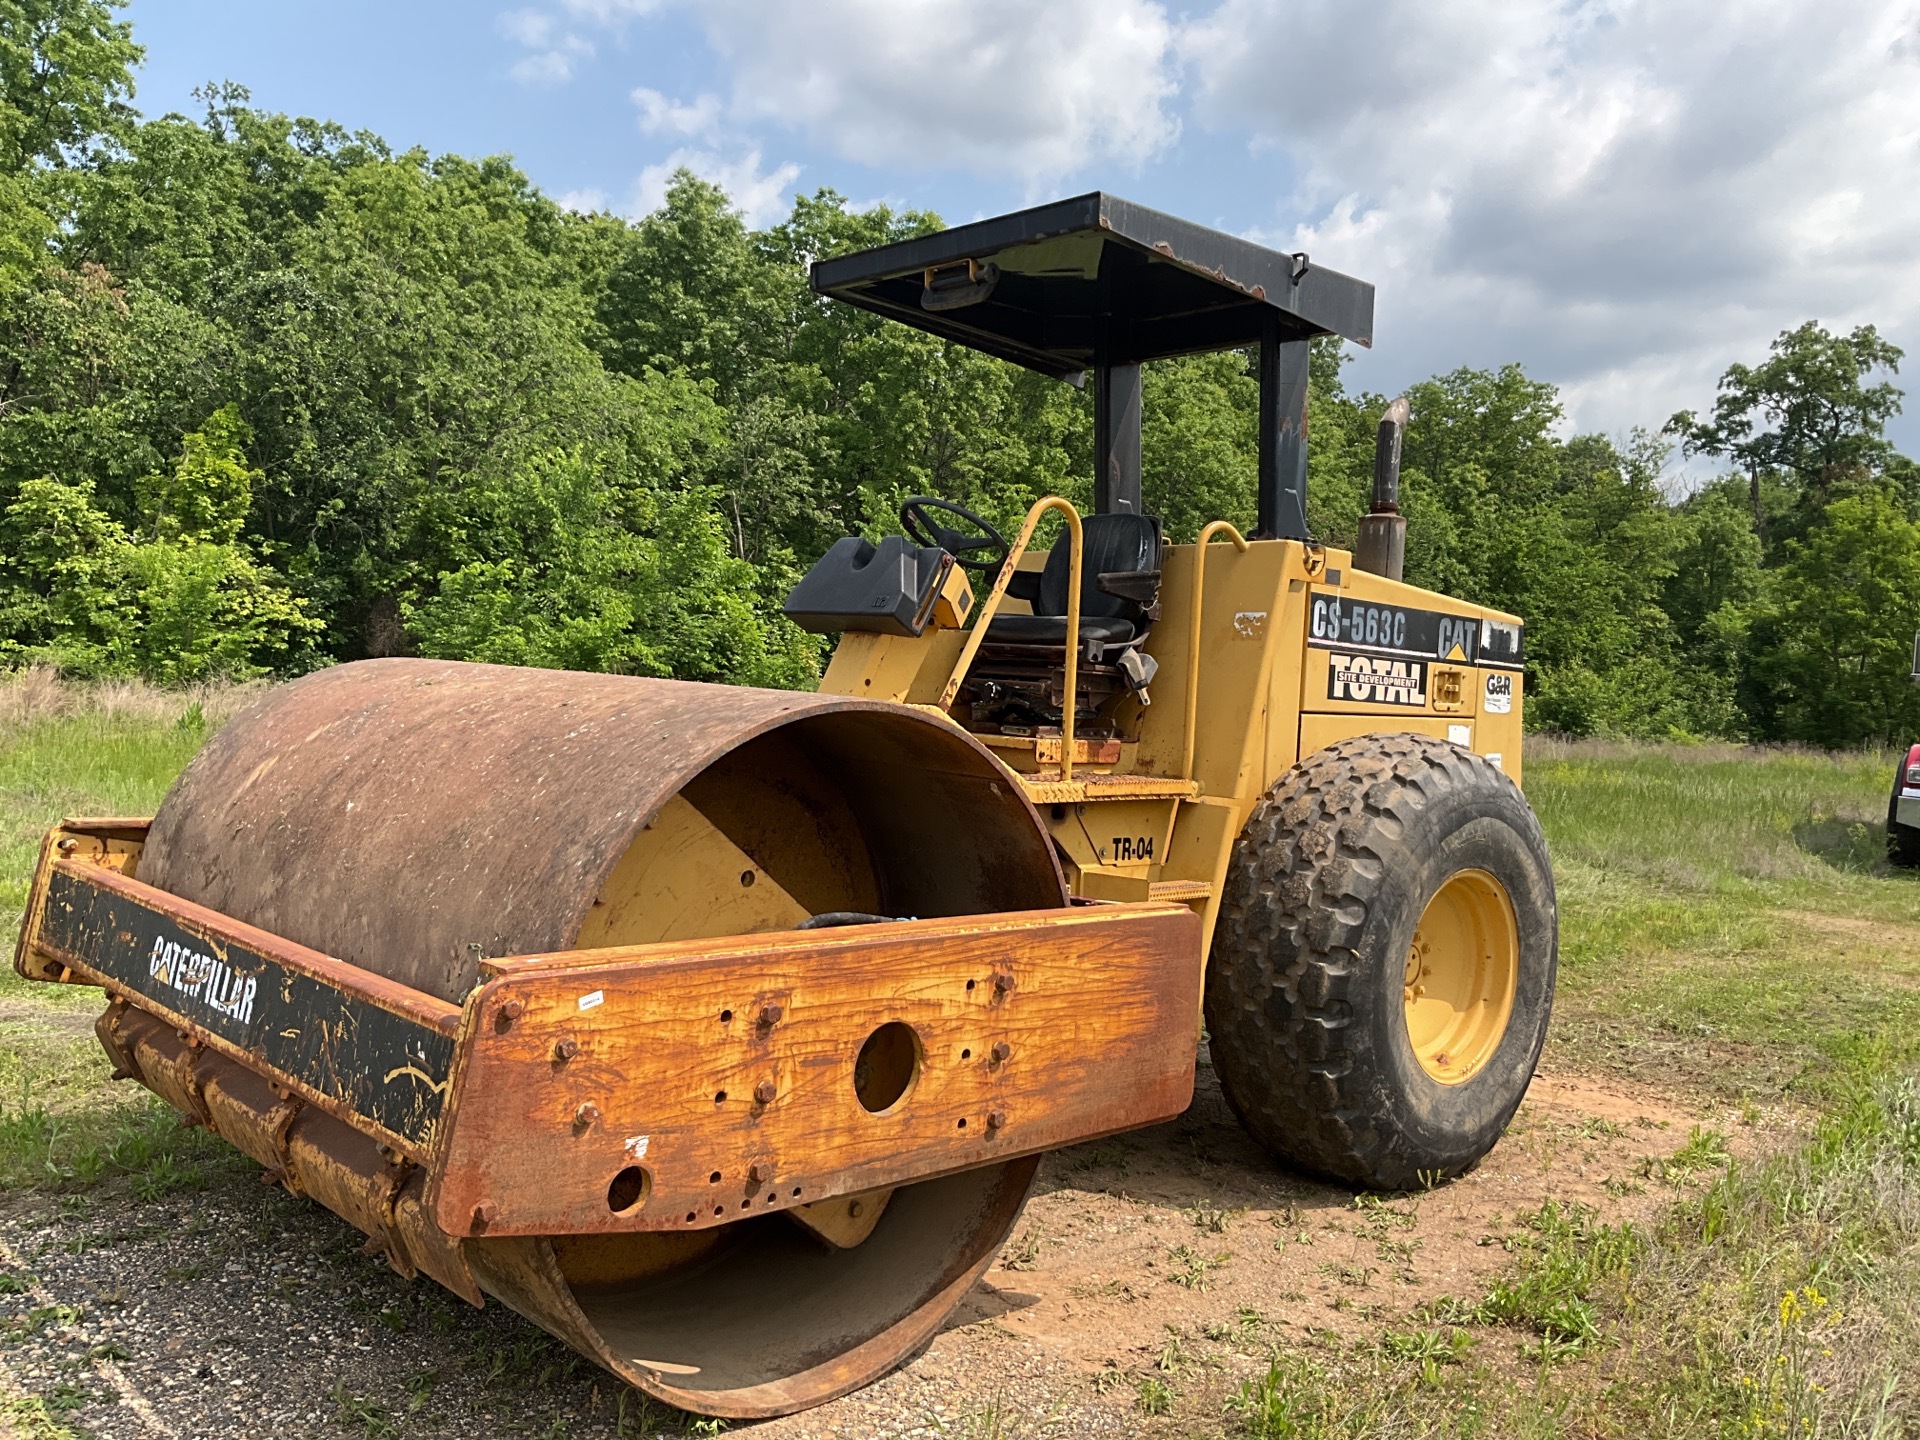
1401 869 1519 1085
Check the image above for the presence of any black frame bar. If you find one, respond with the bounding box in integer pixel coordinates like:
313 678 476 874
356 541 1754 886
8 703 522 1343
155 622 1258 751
1257 325 1312 541
1094 363 1143 515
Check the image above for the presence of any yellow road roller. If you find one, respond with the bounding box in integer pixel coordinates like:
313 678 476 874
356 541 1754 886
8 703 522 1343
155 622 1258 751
12 193 1554 1419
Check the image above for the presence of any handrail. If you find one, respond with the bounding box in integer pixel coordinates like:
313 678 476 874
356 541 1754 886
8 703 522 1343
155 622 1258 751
939 496 1085 782
1182 521 1249 782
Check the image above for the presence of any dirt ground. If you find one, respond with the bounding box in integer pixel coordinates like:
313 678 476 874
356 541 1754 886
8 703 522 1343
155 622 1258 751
0 1057 1747 1440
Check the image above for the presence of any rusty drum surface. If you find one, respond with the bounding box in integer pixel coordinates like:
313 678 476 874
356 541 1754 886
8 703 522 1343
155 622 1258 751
132 658 1066 1416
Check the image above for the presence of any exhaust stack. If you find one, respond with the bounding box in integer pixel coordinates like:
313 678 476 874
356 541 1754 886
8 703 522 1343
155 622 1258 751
1355 397 1410 582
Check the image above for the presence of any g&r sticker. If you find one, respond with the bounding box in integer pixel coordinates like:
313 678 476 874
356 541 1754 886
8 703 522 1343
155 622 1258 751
1484 672 1514 715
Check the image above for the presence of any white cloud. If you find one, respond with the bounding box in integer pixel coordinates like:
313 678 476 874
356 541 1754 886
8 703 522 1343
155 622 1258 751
511 45 590 85
1179 0 1920 444
500 3 621 85
682 0 1179 184
555 187 611 213
500 6 595 86
633 147 802 228
559 0 657 23
498 9 556 47
631 87 721 138
505 0 1178 184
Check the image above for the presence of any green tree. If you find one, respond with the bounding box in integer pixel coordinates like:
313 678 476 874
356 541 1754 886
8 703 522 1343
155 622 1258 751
1666 322 1904 541
0 0 141 295
598 171 787 402
403 450 817 686
1757 488 1920 747
0 0 139 169
1142 350 1257 543
0 408 317 679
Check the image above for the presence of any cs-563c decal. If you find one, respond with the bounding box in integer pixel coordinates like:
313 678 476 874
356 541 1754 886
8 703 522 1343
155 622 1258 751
1308 593 1483 664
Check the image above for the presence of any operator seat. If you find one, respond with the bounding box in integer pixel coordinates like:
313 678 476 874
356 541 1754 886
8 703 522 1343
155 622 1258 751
986 513 1162 648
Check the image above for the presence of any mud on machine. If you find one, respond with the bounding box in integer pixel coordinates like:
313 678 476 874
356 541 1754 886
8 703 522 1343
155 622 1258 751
14 193 1554 1419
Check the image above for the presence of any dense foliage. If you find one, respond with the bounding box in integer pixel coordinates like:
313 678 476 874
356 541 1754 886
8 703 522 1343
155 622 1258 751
2 2 1917 745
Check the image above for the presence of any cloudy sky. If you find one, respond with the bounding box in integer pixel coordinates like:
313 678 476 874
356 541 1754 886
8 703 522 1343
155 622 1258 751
126 0 1920 460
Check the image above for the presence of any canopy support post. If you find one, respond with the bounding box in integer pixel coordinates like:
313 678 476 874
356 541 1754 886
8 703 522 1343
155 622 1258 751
1257 323 1311 541
1093 362 1142 516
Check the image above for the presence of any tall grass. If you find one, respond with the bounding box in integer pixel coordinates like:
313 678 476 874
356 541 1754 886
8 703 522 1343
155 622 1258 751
0 668 253 935
1528 740 1920 1093
1529 737 1899 898
0 668 250 1193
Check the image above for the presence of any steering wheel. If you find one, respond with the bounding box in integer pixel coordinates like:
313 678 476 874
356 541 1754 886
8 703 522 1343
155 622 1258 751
899 496 1010 575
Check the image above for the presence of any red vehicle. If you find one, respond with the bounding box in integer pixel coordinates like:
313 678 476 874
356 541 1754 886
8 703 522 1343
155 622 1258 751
1891 635 1920 868
1891 741 1920 867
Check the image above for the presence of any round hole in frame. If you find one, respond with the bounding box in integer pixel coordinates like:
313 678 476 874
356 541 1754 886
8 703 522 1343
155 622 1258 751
853 1021 921 1114
606 1166 651 1215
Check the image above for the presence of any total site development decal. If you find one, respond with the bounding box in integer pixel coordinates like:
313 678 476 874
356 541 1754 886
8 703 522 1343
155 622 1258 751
1328 653 1429 707
1484 672 1514 714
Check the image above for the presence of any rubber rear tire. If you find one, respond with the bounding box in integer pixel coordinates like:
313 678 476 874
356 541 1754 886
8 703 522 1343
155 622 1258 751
1204 733 1557 1190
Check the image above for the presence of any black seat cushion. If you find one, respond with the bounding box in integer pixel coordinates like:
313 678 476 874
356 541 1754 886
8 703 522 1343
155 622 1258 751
1038 513 1161 620
985 614 1137 645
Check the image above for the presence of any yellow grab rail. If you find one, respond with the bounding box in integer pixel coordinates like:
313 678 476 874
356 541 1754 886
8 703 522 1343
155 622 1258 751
939 496 1085 781
1182 521 1248 782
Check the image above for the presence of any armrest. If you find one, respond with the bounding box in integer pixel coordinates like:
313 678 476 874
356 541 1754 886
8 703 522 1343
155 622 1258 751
1096 569 1161 607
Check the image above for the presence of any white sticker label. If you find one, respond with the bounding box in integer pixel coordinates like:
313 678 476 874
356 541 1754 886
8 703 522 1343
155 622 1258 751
1448 724 1472 747
1486 752 1503 771
1233 611 1268 638
624 1134 650 1159
1484 672 1514 714
578 990 605 1011
1327 653 1428 707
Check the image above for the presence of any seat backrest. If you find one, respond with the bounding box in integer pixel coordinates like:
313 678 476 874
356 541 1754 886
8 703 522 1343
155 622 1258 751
1036 514 1162 621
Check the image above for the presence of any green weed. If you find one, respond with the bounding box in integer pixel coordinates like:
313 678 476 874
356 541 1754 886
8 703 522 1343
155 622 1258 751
0 1395 84 1440
1186 1199 1242 1233
930 1395 1053 1439
1003 1227 1044 1270
1135 1374 1175 1415
329 1382 399 1439
1224 1354 1397 1439
1166 1243 1230 1290
1473 1200 1637 1356
1641 1125 1734 1184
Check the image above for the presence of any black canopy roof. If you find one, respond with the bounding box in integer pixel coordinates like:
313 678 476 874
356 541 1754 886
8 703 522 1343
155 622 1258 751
809 192 1375 381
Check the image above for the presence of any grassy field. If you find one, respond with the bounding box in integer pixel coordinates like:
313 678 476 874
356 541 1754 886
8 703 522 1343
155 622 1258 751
0 673 255 1197
4 674 1920 1437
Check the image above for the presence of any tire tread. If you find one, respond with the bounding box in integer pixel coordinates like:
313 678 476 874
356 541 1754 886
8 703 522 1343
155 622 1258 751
1204 733 1552 1187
